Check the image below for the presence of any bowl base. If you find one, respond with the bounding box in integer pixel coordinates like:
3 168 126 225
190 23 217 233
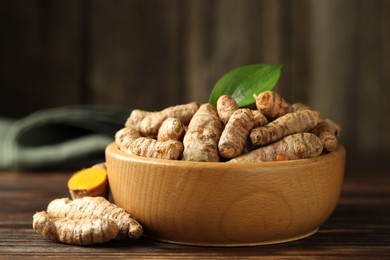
143 228 319 247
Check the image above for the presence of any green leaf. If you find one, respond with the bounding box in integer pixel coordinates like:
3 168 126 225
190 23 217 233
208 64 283 107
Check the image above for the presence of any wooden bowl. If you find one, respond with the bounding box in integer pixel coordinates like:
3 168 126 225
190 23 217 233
105 143 346 246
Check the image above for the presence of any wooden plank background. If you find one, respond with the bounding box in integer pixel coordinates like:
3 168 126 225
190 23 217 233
0 0 389 163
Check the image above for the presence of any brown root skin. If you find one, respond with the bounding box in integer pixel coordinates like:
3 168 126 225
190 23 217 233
139 102 200 137
47 197 143 240
250 109 320 147
125 109 152 131
157 117 185 142
291 102 311 112
254 90 292 120
311 119 341 152
183 103 224 162
130 137 184 160
216 95 239 125
117 92 339 162
228 133 323 163
33 211 60 243
218 108 254 158
115 127 141 153
251 110 268 127
33 211 119 246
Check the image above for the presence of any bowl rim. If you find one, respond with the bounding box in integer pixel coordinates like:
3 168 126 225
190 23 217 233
106 142 346 170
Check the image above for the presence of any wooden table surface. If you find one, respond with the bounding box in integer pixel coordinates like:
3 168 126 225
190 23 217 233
1 164 389 259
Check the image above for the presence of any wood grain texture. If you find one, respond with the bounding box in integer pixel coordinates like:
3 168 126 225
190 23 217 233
1 161 390 258
106 143 346 246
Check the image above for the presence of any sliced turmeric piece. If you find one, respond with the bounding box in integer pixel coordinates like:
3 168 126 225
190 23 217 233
67 167 108 200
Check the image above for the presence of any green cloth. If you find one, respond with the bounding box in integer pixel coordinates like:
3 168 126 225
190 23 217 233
0 106 130 171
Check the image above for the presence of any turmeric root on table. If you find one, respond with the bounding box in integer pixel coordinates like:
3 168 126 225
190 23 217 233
139 102 199 137
218 108 254 158
311 118 341 152
33 211 118 246
217 95 239 125
250 109 320 146
229 133 323 163
183 103 224 162
254 90 292 120
47 197 143 240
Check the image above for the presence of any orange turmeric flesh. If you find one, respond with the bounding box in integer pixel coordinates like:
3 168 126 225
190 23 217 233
67 167 108 199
